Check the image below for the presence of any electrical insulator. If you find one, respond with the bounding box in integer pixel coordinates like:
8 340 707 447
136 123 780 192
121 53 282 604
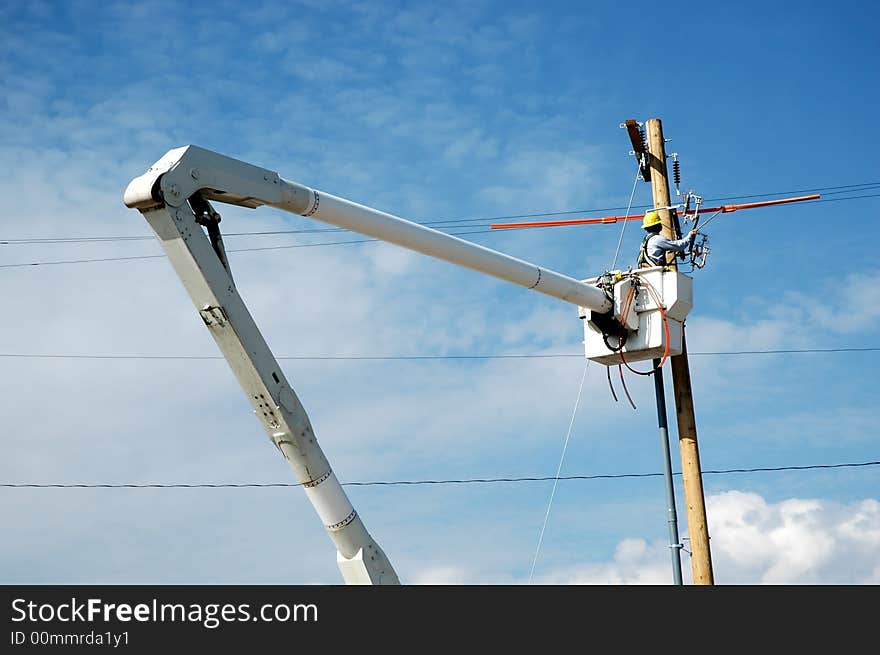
673 159 681 186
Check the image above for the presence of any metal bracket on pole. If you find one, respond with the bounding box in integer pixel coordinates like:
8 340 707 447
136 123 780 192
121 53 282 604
624 119 651 182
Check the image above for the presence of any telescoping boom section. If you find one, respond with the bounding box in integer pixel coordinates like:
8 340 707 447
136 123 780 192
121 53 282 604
125 146 613 313
123 145 618 585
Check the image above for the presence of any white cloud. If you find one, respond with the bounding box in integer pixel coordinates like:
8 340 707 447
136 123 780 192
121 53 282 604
531 538 673 584
411 566 471 585
707 491 879 584
519 491 880 585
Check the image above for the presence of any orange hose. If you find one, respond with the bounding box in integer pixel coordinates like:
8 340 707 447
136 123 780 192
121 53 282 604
618 278 670 376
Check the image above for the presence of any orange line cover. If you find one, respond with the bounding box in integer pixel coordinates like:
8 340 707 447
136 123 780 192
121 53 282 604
489 194 820 230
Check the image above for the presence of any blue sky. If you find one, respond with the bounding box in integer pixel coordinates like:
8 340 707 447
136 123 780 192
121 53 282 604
1 0 878 584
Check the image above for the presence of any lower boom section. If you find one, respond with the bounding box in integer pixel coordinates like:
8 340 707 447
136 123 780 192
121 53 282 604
140 202 399 584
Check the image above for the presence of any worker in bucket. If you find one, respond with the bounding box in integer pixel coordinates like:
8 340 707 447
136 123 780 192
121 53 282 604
637 210 697 268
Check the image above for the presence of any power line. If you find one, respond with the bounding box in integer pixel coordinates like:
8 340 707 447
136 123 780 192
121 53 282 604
1 183 877 250
0 230 485 269
2 191 877 271
798 192 880 205
1 193 877 270
708 181 880 203
2 460 876 489
0 347 876 361
689 347 880 356
0 253 167 269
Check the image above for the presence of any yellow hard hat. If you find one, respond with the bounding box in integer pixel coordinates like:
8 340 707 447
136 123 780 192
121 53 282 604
642 210 662 229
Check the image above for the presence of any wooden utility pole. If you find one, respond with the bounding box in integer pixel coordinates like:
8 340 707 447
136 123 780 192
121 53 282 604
645 118 715 584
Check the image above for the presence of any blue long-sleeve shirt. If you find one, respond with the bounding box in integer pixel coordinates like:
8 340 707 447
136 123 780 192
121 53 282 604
645 233 693 264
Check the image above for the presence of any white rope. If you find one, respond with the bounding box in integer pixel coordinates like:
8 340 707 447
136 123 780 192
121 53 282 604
528 359 589 583
610 166 642 270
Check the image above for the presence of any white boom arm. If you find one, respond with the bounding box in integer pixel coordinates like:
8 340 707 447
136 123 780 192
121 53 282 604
124 145 613 585
126 146 612 313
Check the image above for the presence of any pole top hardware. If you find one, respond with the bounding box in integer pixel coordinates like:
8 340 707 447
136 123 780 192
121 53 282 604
623 119 651 182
